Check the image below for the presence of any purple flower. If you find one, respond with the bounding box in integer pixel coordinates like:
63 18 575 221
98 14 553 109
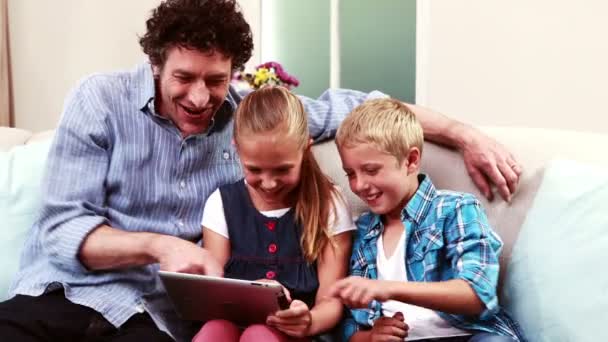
235 61 300 89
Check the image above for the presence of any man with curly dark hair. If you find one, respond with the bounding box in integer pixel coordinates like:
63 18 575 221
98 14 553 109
138 0 253 137
140 0 253 71
0 0 522 341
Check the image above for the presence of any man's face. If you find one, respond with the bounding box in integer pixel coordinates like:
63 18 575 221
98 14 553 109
339 142 419 218
154 46 232 137
237 131 306 210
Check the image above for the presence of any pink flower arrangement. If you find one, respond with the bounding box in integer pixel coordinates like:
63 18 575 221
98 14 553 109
234 61 300 90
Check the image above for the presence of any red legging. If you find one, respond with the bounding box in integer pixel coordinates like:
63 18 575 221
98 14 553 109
192 319 311 342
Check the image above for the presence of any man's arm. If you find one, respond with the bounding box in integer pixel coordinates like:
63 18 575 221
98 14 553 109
78 225 222 275
408 103 522 202
78 225 158 269
300 89 521 201
37 79 114 274
39 78 221 275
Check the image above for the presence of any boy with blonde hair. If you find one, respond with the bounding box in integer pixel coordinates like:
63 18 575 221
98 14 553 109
330 99 525 342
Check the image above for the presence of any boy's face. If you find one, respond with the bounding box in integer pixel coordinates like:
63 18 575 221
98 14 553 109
339 142 420 219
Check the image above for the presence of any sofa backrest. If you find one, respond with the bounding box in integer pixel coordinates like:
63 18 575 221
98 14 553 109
3 126 608 294
0 128 55 151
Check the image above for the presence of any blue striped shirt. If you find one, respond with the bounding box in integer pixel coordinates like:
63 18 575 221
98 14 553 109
341 175 526 342
8 62 385 341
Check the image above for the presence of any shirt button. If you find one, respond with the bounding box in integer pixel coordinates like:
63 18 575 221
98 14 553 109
265 221 276 231
222 151 230 160
268 243 278 254
179 180 186 189
266 271 276 279
135 303 145 313
177 220 185 227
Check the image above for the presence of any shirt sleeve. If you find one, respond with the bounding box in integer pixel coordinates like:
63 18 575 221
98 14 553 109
201 189 229 239
300 89 388 142
37 77 113 273
329 186 356 236
443 195 504 320
340 313 361 342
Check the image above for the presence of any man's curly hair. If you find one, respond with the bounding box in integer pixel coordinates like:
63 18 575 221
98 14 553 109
139 0 253 70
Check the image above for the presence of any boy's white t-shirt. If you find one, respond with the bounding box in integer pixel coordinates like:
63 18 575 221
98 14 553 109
201 186 356 238
376 232 470 341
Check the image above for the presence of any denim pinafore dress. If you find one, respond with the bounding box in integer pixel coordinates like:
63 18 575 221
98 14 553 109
219 180 318 307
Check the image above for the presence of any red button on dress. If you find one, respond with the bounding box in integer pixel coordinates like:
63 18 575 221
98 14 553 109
266 271 276 279
265 221 276 231
268 243 278 254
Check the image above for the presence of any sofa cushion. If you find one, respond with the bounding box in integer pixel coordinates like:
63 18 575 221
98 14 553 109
0 127 32 151
0 139 51 299
502 159 608 341
26 130 55 145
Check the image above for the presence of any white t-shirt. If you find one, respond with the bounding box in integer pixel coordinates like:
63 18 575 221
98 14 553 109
201 186 356 239
376 232 470 341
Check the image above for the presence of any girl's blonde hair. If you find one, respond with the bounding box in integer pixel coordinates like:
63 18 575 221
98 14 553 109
234 86 339 262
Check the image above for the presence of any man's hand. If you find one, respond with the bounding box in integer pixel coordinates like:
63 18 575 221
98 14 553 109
369 312 409 342
460 128 522 202
153 236 223 276
329 276 391 308
266 299 312 338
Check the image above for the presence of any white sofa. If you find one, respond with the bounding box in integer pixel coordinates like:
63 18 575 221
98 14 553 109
2 126 608 341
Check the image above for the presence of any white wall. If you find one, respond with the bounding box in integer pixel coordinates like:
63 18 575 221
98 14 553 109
417 0 608 134
238 0 261 68
8 0 261 132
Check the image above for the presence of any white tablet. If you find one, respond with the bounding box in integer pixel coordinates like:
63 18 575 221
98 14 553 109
159 271 289 325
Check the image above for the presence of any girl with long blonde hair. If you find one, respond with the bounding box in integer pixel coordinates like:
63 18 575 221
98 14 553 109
193 86 354 342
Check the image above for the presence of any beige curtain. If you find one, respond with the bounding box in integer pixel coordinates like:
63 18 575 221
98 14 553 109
0 0 12 127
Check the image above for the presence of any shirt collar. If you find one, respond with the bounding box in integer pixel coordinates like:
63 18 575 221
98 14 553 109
134 62 156 111
224 85 240 112
362 174 437 241
402 174 436 226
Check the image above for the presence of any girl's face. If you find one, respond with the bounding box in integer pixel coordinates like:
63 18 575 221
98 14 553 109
236 130 307 210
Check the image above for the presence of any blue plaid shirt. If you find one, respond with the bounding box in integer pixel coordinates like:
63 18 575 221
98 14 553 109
341 174 526 342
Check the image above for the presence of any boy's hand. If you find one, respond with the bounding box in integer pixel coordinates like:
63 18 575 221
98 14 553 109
370 312 409 342
266 299 312 337
329 276 391 308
